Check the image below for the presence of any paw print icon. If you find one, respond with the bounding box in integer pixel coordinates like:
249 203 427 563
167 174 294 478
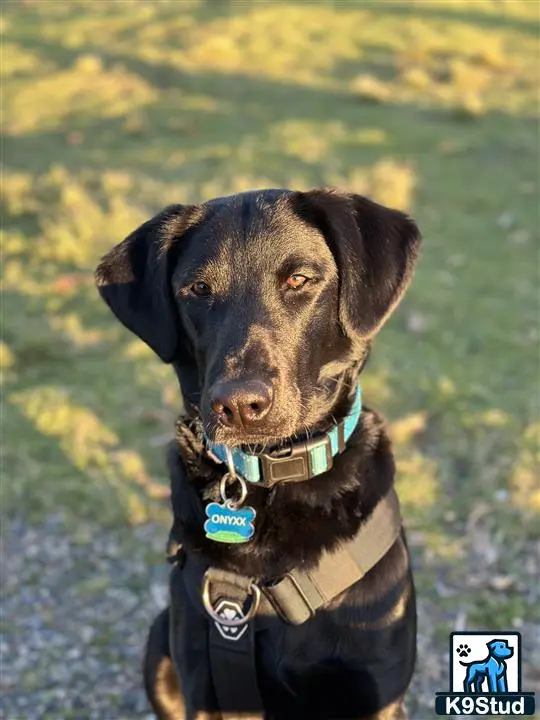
456 643 471 658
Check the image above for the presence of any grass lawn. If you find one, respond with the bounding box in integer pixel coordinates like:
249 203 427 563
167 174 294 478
3 1 539 717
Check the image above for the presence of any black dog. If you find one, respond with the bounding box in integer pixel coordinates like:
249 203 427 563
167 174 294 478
96 189 421 719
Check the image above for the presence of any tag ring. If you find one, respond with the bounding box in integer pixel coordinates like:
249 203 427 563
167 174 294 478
201 576 261 626
220 472 248 507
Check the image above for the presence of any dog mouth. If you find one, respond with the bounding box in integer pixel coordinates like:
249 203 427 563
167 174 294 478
202 407 319 452
200 375 353 451
204 423 302 451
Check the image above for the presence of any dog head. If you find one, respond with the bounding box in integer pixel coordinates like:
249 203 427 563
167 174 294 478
95 189 421 446
487 640 514 660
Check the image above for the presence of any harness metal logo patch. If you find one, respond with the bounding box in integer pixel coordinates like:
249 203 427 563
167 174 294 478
435 631 535 715
213 599 248 642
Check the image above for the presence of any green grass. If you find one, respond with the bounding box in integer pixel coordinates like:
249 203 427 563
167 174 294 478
3 0 539 714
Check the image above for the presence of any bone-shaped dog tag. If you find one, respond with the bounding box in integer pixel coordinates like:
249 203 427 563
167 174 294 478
204 501 256 544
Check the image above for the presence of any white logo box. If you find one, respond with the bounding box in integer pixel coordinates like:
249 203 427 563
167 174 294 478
450 632 521 693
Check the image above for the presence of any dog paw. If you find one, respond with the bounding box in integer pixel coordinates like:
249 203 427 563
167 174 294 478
457 644 471 658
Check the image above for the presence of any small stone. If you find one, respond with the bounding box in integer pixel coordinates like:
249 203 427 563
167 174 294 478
151 583 168 609
497 212 515 229
406 311 429 333
80 626 95 643
489 575 515 591
508 229 530 245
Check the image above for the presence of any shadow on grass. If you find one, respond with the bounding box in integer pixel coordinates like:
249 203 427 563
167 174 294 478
5 25 538 187
2 6 538 718
332 0 540 37
4 21 538 523
3 274 175 527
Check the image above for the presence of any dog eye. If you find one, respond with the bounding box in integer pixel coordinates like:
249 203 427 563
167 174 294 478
286 274 309 290
190 281 211 297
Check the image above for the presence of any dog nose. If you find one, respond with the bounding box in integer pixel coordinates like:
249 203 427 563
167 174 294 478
210 380 273 429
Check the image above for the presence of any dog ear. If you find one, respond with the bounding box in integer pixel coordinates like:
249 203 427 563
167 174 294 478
291 189 421 341
95 204 203 363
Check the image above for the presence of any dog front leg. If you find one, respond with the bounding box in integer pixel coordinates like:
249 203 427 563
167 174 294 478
144 608 187 720
364 696 408 720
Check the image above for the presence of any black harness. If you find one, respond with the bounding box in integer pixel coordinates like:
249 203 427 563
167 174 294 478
168 489 402 712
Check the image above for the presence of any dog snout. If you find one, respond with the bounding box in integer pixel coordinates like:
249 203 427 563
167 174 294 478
210 379 273 429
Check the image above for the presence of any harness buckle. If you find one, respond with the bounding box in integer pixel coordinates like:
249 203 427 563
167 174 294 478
282 572 315 620
264 572 316 624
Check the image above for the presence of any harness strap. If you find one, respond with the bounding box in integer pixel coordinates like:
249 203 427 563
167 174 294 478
265 488 401 624
204 571 265 712
174 489 401 713
193 489 401 627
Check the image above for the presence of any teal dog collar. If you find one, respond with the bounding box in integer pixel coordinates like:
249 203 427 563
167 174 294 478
205 384 362 487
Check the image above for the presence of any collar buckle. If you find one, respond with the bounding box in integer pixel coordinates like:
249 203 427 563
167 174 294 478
259 435 333 487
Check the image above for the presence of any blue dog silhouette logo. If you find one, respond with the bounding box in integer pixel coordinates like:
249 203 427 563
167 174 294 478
435 631 536 716
204 502 256 543
458 639 513 693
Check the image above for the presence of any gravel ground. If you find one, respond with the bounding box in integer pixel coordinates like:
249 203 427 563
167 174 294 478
1 515 436 720
2 516 169 720
2 515 538 720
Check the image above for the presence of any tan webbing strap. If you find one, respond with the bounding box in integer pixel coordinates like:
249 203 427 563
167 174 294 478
342 487 401 575
204 568 253 602
264 489 401 624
